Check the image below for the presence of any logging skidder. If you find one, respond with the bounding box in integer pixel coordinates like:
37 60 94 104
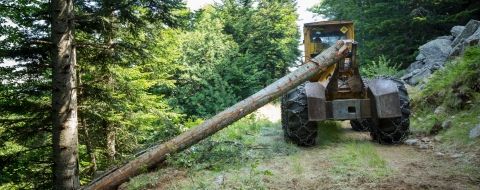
83 21 410 189
281 21 410 146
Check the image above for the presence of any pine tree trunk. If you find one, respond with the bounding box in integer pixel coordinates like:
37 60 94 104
51 0 80 189
83 41 348 190
106 124 116 161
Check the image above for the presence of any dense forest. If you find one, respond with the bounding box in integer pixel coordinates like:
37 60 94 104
312 0 480 68
0 0 478 189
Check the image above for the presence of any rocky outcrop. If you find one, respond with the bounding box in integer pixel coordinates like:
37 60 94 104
402 19 480 86
470 124 480 139
451 20 480 56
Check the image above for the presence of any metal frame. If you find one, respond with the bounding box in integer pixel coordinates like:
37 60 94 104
303 21 401 121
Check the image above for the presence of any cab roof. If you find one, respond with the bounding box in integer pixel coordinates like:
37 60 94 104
304 20 353 27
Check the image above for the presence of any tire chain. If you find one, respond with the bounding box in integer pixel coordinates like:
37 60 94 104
281 77 410 145
281 83 317 146
370 76 411 144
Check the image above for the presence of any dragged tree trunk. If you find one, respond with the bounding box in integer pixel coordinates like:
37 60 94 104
51 0 80 188
83 41 348 190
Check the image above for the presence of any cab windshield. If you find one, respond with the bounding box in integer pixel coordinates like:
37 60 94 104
311 31 346 47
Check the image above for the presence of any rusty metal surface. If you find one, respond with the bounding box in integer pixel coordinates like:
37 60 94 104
305 82 327 121
331 99 371 120
324 42 366 100
306 82 371 121
368 79 402 118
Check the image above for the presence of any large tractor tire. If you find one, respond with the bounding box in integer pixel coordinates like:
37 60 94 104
369 77 410 144
281 83 317 146
350 119 371 131
350 79 372 132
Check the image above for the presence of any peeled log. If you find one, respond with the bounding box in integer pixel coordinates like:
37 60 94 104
83 41 347 190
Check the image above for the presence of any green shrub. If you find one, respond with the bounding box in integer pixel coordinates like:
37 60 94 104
360 55 400 78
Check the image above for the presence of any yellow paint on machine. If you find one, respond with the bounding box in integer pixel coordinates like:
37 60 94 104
303 21 355 82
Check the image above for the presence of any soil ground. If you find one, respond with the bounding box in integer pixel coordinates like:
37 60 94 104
122 104 480 190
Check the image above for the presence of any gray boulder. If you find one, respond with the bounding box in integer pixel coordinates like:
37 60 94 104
470 124 480 139
465 27 480 45
402 68 432 85
405 139 418 146
450 26 465 37
402 20 480 86
434 106 446 115
402 39 452 85
442 120 452 130
418 39 452 67
451 20 480 56
452 20 480 46
406 60 424 73
437 35 453 41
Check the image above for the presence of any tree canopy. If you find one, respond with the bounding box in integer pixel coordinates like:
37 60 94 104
310 0 480 67
0 0 300 188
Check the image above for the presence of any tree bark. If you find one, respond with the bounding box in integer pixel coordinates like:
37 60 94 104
106 124 116 161
51 0 80 189
83 41 348 190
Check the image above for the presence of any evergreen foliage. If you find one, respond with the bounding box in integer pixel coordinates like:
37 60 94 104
0 0 53 188
0 0 300 188
220 0 300 98
0 0 187 188
310 0 480 68
172 0 300 117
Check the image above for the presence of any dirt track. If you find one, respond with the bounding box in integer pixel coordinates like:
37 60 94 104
123 104 480 190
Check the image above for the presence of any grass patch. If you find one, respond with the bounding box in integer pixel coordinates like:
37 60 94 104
316 121 344 146
437 104 480 149
329 141 391 181
267 137 299 156
168 162 270 190
166 115 276 171
290 154 304 175
129 114 279 189
410 109 442 134
124 172 161 190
